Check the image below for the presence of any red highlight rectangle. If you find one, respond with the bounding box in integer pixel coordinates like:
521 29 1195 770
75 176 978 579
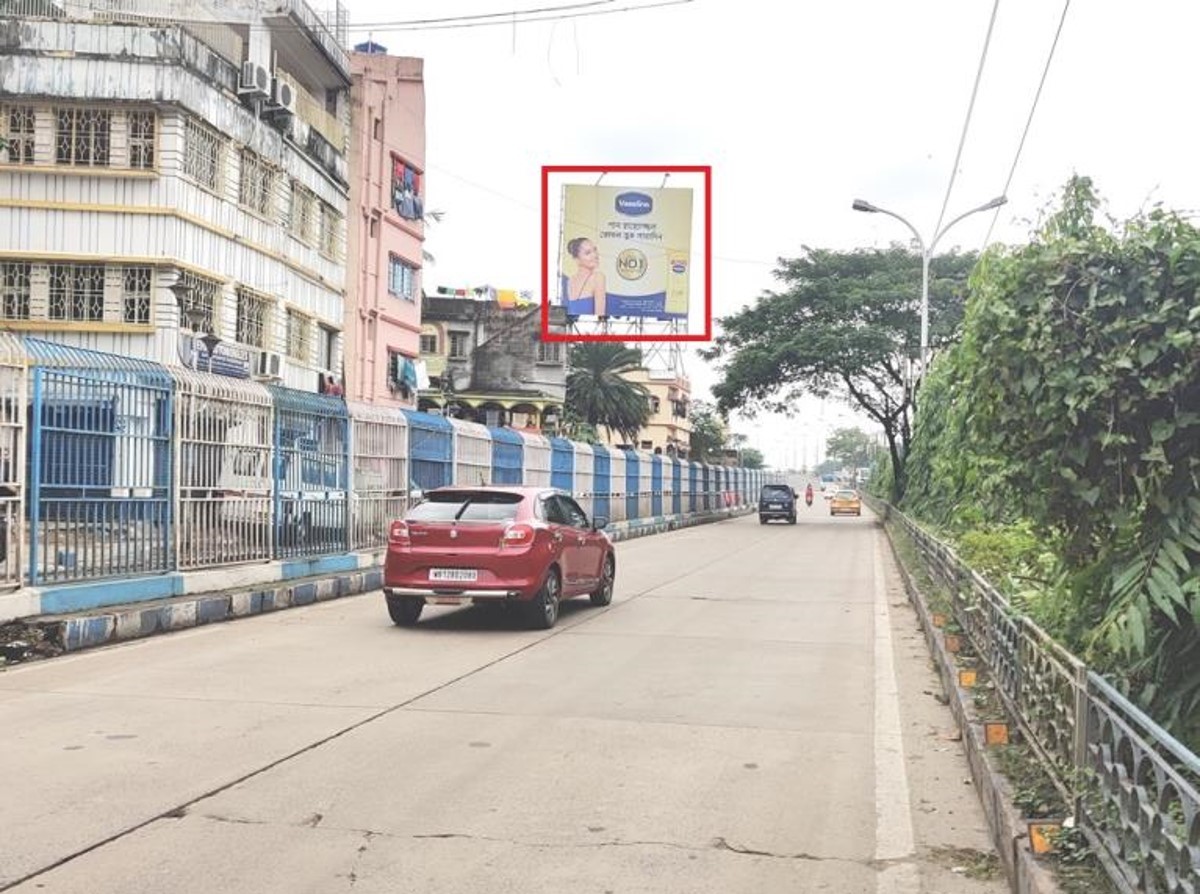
541 165 712 343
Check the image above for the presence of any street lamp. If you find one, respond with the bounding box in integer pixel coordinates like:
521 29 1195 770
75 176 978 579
851 194 1006 372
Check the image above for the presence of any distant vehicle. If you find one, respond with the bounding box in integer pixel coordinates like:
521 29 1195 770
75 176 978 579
829 488 862 517
758 483 797 525
383 486 615 630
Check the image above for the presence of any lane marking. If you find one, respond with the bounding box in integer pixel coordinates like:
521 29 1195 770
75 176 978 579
873 531 921 892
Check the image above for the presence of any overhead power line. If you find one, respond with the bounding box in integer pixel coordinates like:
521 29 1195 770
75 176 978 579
346 0 695 33
932 0 1001 237
980 0 1072 249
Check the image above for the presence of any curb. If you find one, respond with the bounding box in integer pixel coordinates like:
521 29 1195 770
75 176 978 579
1 506 751 664
880 520 1063 894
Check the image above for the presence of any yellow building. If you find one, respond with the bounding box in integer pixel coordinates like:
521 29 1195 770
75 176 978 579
611 368 693 458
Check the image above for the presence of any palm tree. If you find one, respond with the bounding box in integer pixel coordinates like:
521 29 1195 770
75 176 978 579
565 343 652 445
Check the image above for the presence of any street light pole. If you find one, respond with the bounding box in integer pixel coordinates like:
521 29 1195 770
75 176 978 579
852 195 1006 372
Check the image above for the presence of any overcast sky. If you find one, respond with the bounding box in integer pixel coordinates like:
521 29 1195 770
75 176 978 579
339 0 1199 468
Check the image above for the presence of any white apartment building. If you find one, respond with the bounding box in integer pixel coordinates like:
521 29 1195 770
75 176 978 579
0 0 351 391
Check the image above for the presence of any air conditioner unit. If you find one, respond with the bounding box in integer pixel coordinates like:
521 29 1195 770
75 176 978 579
254 350 283 380
238 62 270 99
264 76 297 117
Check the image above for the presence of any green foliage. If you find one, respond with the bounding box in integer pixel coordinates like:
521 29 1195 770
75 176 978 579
701 244 976 501
739 447 765 469
687 400 727 462
825 426 876 469
565 343 652 445
908 175 1200 747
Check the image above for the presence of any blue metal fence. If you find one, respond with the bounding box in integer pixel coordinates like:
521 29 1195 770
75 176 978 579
550 437 574 491
651 455 663 516
689 462 699 512
268 386 349 559
624 449 639 521
592 445 610 523
402 410 453 492
489 427 524 485
671 459 682 514
26 340 174 585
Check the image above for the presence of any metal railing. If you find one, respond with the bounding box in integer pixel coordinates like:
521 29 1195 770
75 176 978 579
875 498 1199 894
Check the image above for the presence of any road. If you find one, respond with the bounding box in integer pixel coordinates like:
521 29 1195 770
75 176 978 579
0 506 1006 893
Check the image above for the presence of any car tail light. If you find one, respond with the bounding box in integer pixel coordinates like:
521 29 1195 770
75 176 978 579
388 520 410 546
500 523 534 548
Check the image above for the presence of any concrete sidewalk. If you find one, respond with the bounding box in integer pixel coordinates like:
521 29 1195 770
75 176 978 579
0 506 751 665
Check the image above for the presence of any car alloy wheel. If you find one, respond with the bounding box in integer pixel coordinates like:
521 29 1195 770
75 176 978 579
590 556 615 606
528 569 561 629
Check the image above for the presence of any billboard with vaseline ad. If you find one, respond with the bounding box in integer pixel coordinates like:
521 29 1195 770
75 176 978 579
558 185 692 320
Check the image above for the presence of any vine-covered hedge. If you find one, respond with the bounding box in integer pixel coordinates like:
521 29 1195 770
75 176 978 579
895 176 1200 746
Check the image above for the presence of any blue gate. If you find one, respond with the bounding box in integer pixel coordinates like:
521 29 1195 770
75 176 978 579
489 427 523 484
550 437 574 491
624 449 639 520
402 410 452 492
592 445 610 522
671 459 682 514
25 340 174 585
268 386 349 558
651 455 663 517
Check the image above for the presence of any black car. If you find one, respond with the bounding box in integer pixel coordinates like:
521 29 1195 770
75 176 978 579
758 484 797 524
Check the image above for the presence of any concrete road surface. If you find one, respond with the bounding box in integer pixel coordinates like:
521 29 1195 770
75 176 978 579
0 508 1007 893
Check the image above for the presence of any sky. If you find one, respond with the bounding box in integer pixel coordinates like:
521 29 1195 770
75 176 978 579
337 0 1200 468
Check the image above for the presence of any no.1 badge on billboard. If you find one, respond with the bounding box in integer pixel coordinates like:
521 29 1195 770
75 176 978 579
558 185 693 320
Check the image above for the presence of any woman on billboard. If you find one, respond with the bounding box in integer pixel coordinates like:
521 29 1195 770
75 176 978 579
563 237 607 318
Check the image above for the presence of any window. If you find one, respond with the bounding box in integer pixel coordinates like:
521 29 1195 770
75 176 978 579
419 333 437 354
48 263 105 321
536 340 561 364
235 287 271 348
650 396 661 413
239 150 275 216
176 270 221 333
373 117 382 140
1 106 35 165
368 216 379 239
0 262 31 320
290 182 317 245
391 156 423 221
388 255 417 300
317 325 338 370
55 108 111 166
128 110 155 169
184 117 223 190
285 309 311 361
640 440 653 451
319 203 342 259
123 266 152 324
448 331 469 359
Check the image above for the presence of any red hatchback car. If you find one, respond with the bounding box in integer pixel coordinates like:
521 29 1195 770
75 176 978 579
383 486 616 629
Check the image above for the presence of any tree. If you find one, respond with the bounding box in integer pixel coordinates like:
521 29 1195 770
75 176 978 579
699 244 976 501
565 343 651 445
825 427 876 469
687 400 727 462
739 447 765 469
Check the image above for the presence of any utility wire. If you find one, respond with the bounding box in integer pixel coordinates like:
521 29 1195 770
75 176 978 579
349 0 694 33
346 1 613 29
979 0 1071 249
932 0 1001 238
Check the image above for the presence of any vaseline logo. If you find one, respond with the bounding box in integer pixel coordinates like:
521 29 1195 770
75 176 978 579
615 192 653 216
616 248 648 280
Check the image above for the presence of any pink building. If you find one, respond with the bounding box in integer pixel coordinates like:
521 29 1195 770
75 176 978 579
344 46 426 405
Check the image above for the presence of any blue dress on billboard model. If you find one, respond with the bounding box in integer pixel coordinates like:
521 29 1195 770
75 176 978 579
562 273 596 316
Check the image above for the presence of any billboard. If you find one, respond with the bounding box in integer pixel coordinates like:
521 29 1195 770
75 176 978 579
557 184 693 320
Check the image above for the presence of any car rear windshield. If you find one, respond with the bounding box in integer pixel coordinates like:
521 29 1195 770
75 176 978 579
761 486 792 497
835 490 858 499
408 491 524 522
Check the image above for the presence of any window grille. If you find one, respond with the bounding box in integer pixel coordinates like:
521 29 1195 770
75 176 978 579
177 270 221 333
449 332 469 359
286 309 311 361
1 105 35 164
0 262 31 320
184 116 223 190
319 203 342 259
123 266 152 324
128 110 155 169
48 263 105 321
239 150 275 216
388 255 417 300
290 182 317 245
55 107 111 166
235 287 271 348
419 333 437 354
537 340 562 364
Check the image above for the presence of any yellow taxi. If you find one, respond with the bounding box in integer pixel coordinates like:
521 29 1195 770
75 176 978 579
829 488 862 517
